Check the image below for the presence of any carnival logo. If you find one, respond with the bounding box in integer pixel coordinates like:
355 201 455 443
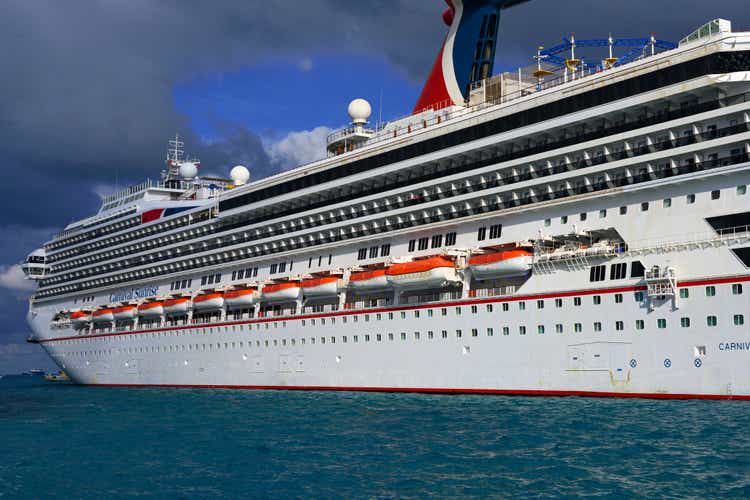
109 286 158 303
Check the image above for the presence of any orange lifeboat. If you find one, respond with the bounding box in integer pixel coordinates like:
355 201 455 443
386 257 460 290
92 309 115 323
164 297 190 316
301 277 342 297
348 269 389 291
262 282 301 302
70 310 91 328
138 301 165 317
225 289 258 308
193 293 225 311
469 250 532 279
113 305 138 321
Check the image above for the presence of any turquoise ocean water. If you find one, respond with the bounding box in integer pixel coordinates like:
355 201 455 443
1 375 749 498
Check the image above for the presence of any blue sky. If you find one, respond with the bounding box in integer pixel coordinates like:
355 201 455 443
0 0 747 373
173 54 423 141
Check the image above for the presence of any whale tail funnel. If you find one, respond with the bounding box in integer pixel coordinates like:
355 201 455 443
413 0 530 114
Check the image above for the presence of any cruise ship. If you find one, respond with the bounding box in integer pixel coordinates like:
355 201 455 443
22 1 750 399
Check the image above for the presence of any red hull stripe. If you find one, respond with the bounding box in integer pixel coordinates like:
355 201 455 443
84 384 750 401
36 274 750 345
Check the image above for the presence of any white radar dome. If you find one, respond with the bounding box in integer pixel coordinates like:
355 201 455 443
230 165 251 185
179 161 198 180
348 98 372 125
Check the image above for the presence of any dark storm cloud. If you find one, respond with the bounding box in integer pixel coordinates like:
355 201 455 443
3 0 746 228
0 0 445 228
0 0 746 235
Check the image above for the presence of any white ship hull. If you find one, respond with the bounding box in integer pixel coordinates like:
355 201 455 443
28 269 750 398
23 21 750 399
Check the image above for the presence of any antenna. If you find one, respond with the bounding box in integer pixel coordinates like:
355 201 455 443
378 89 383 131
533 46 553 91
167 134 185 163
604 33 618 69
166 134 185 180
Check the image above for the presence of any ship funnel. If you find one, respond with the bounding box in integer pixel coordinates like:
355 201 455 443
413 0 531 114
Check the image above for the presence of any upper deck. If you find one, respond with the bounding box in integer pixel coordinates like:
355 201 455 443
27 19 750 300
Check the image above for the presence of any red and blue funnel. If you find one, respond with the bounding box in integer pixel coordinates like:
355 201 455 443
413 0 530 114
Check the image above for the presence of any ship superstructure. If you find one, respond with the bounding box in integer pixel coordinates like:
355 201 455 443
22 4 750 399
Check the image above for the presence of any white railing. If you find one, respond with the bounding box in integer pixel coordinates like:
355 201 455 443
326 43 675 158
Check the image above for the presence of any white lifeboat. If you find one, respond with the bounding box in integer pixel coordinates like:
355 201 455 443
70 310 91 328
348 269 390 291
193 293 225 311
164 297 190 316
138 301 165 318
386 257 460 290
113 305 137 321
92 309 115 323
469 250 532 280
225 289 258 309
301 277 343 297
261 282 301 302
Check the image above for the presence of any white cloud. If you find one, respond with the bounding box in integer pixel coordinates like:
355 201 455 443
267 126 333 170
298 57 314 72
0 265 35 292
92 183 118 199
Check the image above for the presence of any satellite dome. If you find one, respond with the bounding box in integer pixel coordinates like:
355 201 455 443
348 98 372 125
179 161 198 180
230 165 251 185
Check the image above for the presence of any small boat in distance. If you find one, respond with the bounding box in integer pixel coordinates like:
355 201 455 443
44 371 70 382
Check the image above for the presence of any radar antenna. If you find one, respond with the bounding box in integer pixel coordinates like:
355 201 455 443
164 134 186 181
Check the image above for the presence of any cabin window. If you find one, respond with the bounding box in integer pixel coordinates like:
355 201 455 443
445 232 457 246
589 265 606 282
477 227 487 241
418 238 429 251
610 263 627 280
489 224 502 239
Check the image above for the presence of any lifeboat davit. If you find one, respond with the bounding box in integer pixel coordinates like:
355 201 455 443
469 250 532 280
262 282 301 302
193 293 225 311
386 257 459 290
70 310 91 328
113 305 137 321
164 297 190 316
301 277 343 297
225 289 258 309
348 269 390 291
138 301 165 317
92 309 115 323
